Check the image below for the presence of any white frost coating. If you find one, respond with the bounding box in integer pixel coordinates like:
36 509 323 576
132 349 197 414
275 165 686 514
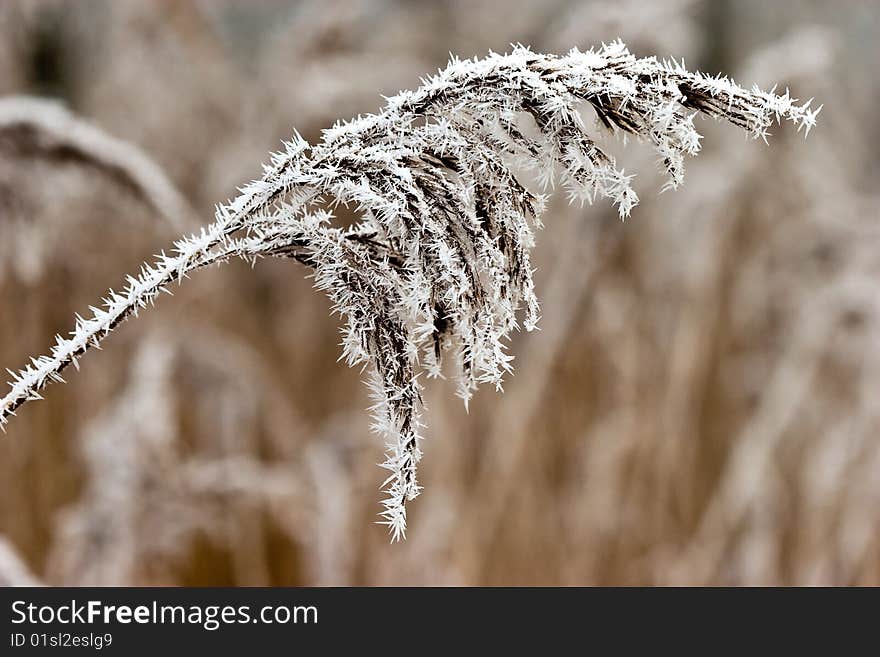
0 41 818 540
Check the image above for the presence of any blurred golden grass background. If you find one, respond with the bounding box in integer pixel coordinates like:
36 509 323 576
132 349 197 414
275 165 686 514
1 0 878 585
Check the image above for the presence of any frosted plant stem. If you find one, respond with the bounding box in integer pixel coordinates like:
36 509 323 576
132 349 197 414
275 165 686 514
1 41 819 539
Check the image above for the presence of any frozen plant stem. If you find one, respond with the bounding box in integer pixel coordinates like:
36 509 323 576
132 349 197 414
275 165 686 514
0 41 818 540
0 96 195 229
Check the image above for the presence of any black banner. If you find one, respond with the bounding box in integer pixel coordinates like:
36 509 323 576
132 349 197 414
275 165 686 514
0 587 872 652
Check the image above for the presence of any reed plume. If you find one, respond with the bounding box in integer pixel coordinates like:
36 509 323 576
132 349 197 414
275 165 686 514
0 41 818 539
